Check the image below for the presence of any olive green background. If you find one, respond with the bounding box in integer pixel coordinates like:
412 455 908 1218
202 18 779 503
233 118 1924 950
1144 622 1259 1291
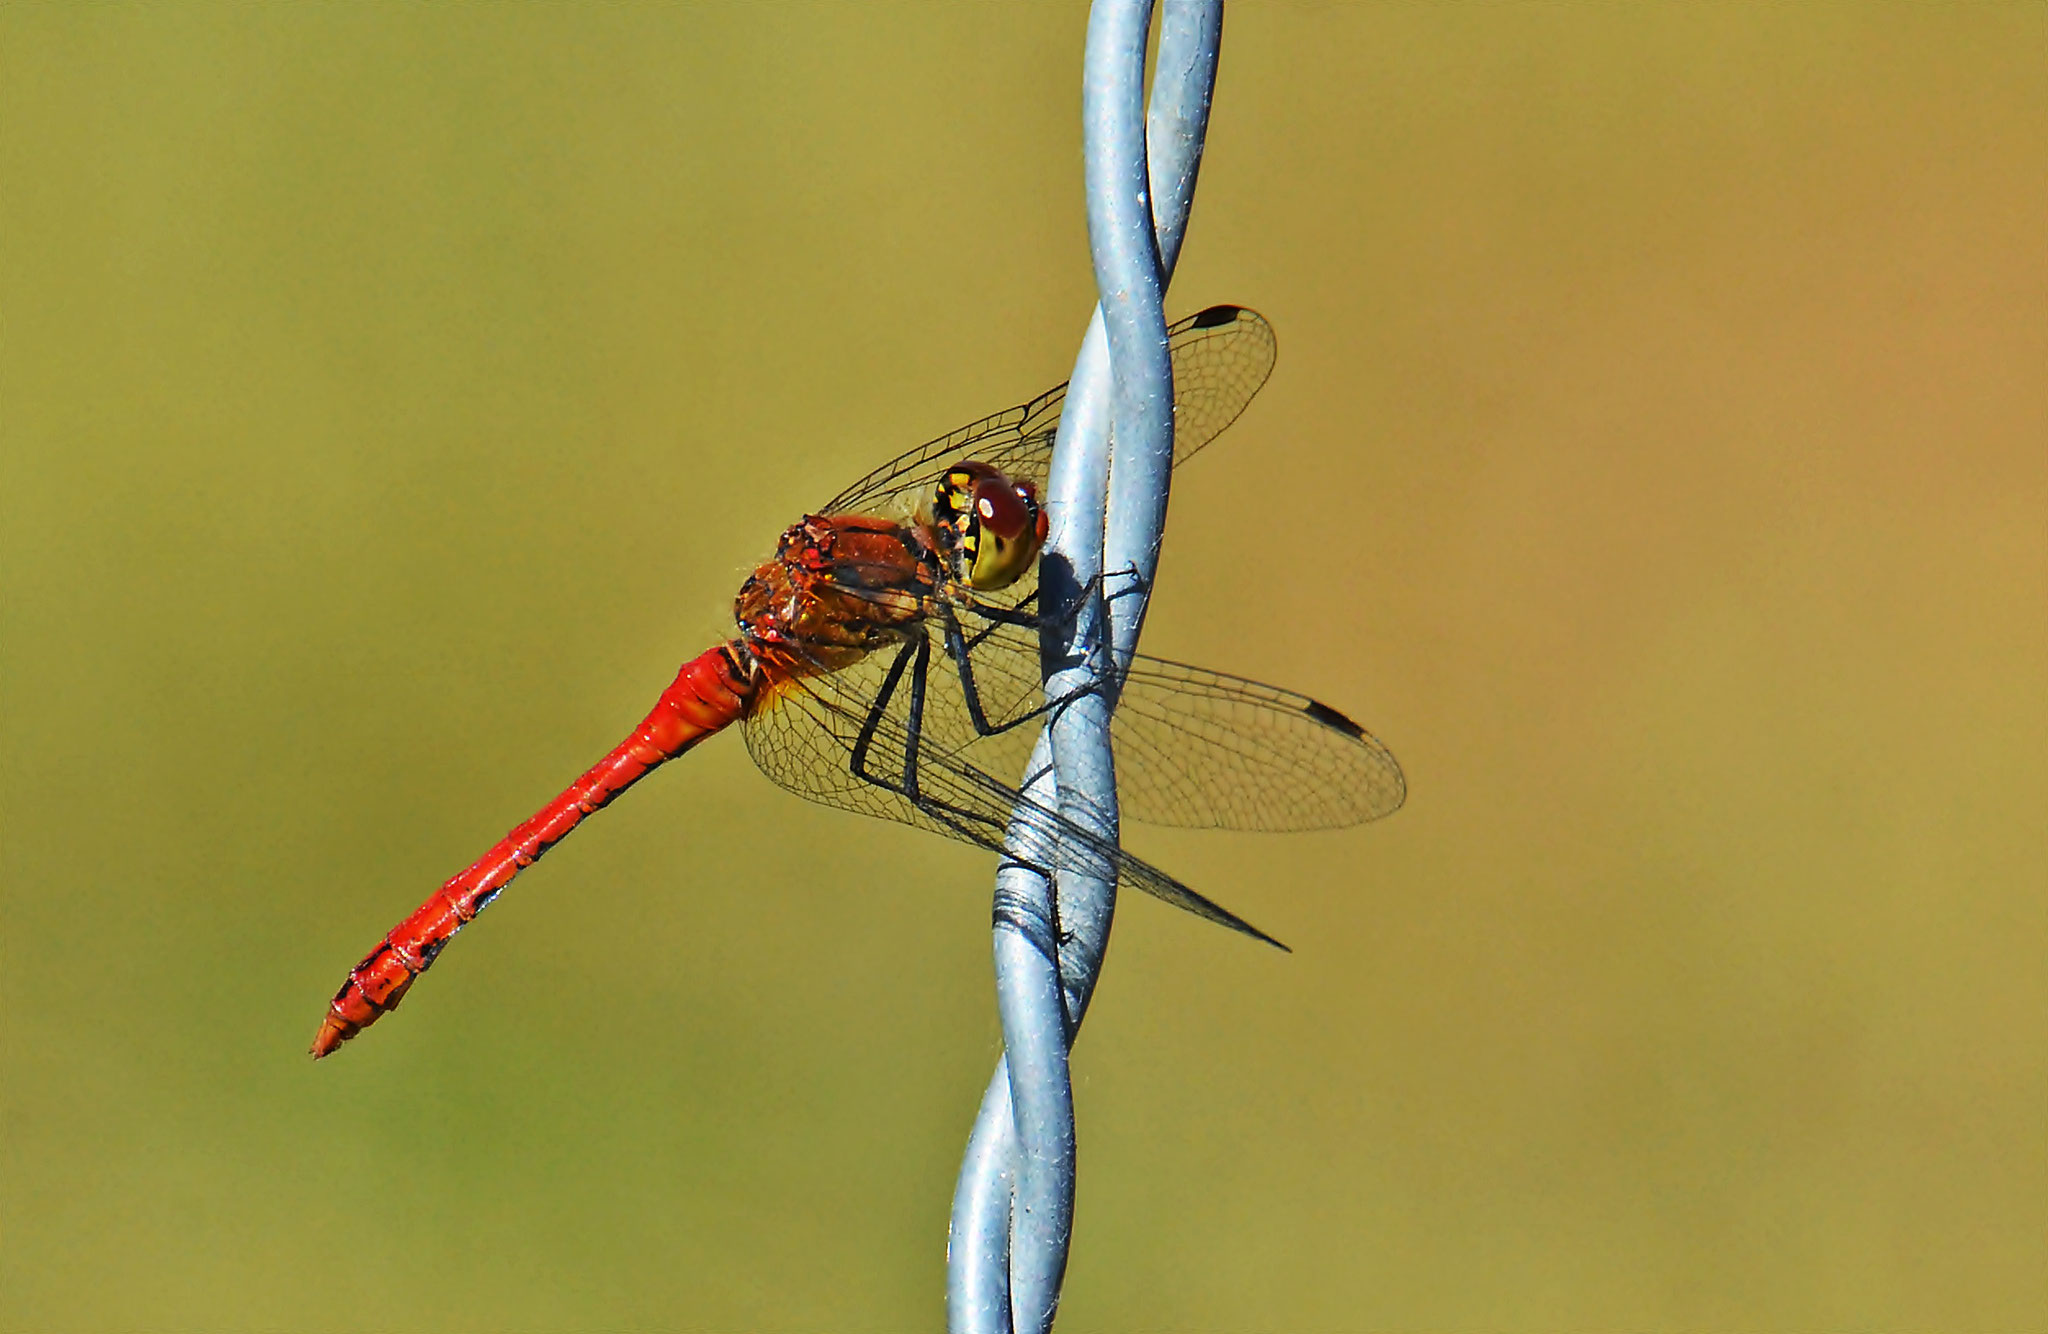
4 5 2041 1330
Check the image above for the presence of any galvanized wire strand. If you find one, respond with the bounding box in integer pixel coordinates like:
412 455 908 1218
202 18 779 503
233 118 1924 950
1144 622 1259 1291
1109 0 1220 662
946 4 1222 1332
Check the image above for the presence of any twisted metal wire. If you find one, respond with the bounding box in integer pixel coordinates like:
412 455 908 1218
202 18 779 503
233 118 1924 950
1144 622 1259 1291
947 4 1223 1330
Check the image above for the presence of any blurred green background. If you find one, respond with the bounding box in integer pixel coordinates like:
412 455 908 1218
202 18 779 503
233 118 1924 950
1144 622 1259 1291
4 5 2042 1330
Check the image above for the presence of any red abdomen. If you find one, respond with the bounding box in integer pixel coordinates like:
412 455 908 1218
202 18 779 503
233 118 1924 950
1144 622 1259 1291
311 643 758 1057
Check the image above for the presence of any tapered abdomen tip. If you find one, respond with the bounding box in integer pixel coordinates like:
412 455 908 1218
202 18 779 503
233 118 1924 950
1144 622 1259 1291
310 1013 352 1059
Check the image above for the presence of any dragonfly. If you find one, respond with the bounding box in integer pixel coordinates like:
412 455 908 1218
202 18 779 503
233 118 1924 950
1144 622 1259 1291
311 305 1405 1058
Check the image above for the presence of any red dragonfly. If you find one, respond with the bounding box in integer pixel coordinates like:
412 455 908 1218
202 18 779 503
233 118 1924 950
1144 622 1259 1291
312 306 1404 1058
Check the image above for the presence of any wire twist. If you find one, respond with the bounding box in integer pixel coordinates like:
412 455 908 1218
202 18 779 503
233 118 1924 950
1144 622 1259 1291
947 4 1223 1330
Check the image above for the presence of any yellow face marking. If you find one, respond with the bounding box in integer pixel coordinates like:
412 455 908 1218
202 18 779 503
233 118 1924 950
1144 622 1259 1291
970 530 1034 589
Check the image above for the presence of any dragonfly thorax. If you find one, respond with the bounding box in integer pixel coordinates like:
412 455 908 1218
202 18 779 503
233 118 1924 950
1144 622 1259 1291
732 513 934 676
918 461 1048 592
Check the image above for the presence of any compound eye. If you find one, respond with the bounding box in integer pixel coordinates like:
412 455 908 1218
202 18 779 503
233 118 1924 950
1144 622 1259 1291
963 476 1044 590
970 477 1032 542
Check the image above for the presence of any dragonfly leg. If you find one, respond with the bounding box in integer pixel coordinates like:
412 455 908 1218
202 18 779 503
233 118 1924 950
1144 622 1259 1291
1099 559 1151 611
959 588 1042 641
846 633 952 811
956 568 1110 657
993 851 1064 964
942 600 1103 742
848 637 917 791
900 633 931 802
940 604 1008 737
956 571 1101 645
840 645 1053 861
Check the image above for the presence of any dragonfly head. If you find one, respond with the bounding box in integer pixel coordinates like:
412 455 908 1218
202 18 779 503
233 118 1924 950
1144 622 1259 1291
923 461 1048 591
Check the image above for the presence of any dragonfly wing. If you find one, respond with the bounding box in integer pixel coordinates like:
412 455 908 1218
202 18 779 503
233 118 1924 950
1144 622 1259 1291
879 613 1405 833
818 391 1064 521
739 647 1288 948
740 647 914 819
1159 304 1277 468
818 305 1277 519
1110 654 1405 831
740 623 1049 829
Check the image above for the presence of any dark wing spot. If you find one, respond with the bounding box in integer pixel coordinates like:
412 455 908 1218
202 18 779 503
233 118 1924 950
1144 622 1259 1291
1302 698 1366 739
1191 304 1243 329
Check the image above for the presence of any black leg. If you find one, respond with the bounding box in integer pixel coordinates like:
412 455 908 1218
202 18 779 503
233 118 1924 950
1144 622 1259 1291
959 589 1043 641
943 599 1105 742
835 637 1076 918
955 569 1110 644
846 635 976 826
900 633 931 802
939 604 1004 737
848 637 917 789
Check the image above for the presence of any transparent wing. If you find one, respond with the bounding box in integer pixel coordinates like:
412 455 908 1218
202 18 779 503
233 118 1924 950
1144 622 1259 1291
1110 655 1406 830
740 650 1289 947
878 611 1406 832
819 305 1278 519
741 601 1401 834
